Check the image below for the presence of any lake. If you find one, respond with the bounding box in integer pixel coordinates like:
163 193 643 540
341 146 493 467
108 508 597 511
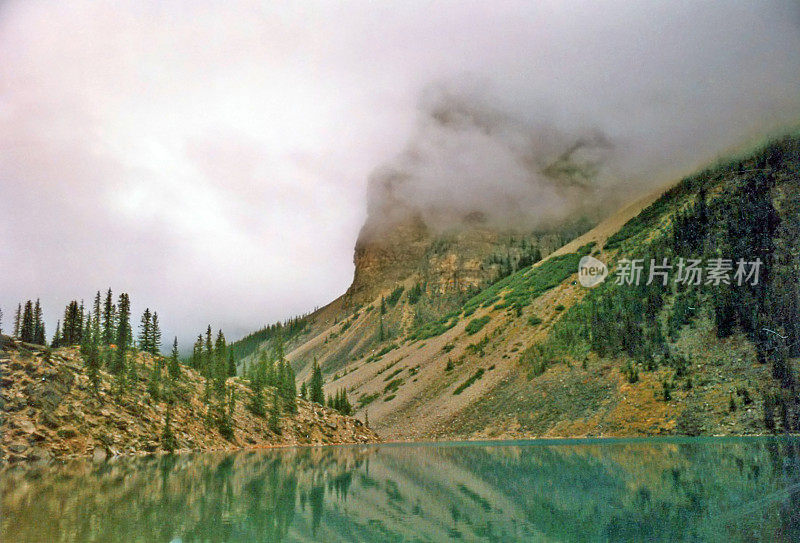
2 437 800 542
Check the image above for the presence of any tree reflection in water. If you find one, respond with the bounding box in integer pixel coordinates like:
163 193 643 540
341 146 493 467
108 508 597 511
2 438 800 542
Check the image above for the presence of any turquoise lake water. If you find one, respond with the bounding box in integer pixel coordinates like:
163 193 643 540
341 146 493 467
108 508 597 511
2 437 800 542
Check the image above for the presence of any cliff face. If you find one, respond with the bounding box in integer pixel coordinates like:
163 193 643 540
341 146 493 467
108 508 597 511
346 212 431 303
0 336 379 463
345 204 580 306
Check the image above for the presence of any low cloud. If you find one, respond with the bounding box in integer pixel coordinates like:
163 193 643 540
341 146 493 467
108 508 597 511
1 1 798 345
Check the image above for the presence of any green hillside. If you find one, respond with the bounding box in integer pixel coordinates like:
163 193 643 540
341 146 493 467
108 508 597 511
237 133 799 440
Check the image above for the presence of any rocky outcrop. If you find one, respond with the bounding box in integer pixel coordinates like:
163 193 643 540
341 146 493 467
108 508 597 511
345 206 578 305
346 212 431 303
0 336 379 463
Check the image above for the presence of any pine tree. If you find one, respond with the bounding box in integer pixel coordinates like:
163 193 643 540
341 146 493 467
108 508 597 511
213 330 228 383
300 381 308 399
51 320 61 348
168 337 181 380
162 402 177 452
139 308 152 352
91 293 101 348
102 288 115 345
33 299 46 345
214 329 227 360
80 311 92 356
112 293 131 375
151 312 162 355
13 303 21 337
277 360 297 413
265 355 277 388
61 300 82 346
92 291 101 329
20 301 34 343
247 355 267 416
204 325 214 377
0 306 3 336
338 389 352 416
77 300 85 345
218 384 235 440
227 351 236 377
268 389 281 434
275 331 285 363
188 334 200 369
309 359 324 405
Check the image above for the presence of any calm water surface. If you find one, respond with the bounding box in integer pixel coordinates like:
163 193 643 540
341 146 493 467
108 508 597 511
3 437 800 542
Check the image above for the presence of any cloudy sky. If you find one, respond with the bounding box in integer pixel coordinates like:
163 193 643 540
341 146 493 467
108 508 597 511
1 1 799 347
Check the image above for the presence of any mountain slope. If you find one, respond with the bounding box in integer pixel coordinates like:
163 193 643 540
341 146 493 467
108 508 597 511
240 133 799 441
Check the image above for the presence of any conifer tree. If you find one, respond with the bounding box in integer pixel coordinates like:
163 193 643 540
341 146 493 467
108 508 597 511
278 360 297 413
80 311 92 356
33 299 46 345
336 389 352 416
214 329 227 359
247 355 267 416
151 312 162 355
268 389 281 434
162 402 177 452
102 288 115 345
265 355 277 388
309 359 324 405
112 293 131 374
168 337 181 380
51 320 61 348
20 301 34 343
91 294 101 347
204 325 214 377
227 351 236 377
13 303 21 337
77 300 85 345
190 335 203 369
61 301 81 345
274 331 285 363
212 329 228 384
217 384 235 440
0 307 3 335
139 309 152 352
92 291 101 330
84 310 93 342
300 381 308 399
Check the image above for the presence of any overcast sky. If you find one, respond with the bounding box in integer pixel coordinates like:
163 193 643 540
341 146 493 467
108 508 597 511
1 1 799 348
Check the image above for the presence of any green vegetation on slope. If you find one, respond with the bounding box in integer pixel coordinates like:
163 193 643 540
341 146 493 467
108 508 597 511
228 315 310 363
523 134 800 433
453 368 485 395
465 316 491 335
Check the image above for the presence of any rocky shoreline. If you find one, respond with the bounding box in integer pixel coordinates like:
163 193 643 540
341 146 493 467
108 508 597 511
1 336 380 464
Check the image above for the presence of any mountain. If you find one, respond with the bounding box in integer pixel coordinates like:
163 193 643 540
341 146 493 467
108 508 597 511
0 335 378 463
234 133 799 441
